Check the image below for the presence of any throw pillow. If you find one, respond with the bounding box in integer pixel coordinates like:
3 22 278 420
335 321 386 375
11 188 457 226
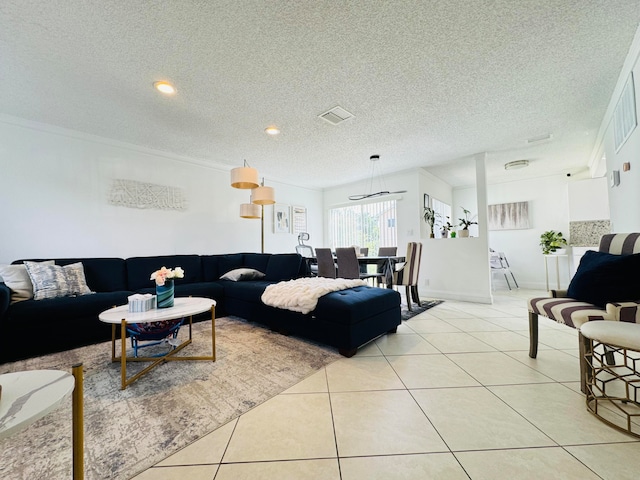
219 268 266 282
567 250 640 308
0 261 54 303
24 261 93 300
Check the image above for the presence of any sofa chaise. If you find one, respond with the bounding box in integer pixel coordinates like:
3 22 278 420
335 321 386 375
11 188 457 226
0 252 401 363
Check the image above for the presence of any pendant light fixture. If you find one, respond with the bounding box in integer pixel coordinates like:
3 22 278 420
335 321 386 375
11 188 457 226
230 160 259 189
230 162 276 253
349 155 407 201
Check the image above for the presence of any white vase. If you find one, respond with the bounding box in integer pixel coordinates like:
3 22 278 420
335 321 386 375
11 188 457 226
553 248 567 255
458 229 469 238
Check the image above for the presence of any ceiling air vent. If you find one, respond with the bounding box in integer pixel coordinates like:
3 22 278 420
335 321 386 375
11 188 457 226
318 106 354 125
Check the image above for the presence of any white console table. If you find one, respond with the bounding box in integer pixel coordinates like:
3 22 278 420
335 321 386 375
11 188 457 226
543 254 570 291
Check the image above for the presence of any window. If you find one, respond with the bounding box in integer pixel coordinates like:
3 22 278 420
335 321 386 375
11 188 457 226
432 198 451 238
329 200 397 253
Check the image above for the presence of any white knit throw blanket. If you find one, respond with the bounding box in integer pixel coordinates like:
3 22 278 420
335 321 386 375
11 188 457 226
261 277 367 314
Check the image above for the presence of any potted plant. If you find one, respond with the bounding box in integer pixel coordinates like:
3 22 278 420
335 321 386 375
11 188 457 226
539 230 567 254
458 207 477 238
441 217 454 238
423 207 439 238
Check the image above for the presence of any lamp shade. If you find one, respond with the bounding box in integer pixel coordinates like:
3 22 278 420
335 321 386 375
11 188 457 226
239 203 261 218
251 185 275 205
231 166 259 189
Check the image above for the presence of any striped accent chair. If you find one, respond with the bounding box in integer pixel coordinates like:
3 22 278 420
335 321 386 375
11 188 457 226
393 242 423 311
528 233 640 361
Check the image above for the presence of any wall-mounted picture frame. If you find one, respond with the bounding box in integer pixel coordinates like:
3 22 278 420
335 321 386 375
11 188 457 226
488 201 530 230
423 193 430 209
274 204 291 233
292 205 307 235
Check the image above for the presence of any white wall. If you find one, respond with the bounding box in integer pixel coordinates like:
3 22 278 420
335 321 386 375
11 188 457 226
0 116 323 264
602 44 640 232
486 174 572 289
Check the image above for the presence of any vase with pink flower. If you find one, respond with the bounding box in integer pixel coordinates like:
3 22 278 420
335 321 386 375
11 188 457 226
150 266 185 308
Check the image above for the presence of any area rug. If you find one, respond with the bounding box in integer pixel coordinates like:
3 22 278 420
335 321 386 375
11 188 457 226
401 299 444 321
0 316 341 479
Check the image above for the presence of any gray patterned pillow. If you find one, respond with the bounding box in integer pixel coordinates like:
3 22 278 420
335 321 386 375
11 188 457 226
24 261 93 300
0 261 54 303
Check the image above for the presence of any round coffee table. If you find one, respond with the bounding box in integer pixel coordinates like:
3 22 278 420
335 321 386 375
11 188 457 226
0 366 84 479
99 297 216 390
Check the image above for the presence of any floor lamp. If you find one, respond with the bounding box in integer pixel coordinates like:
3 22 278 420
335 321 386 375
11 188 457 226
231 162 275 253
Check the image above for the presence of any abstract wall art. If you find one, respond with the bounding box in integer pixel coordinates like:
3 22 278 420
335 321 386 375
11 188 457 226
488 201 530 231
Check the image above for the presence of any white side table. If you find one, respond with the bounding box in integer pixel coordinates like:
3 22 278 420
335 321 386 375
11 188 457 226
543 254 569 291
0 365 84 479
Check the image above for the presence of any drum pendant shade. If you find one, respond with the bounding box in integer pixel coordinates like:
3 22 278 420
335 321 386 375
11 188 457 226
240 203 261 218
251 185 275 205
231 166 259 189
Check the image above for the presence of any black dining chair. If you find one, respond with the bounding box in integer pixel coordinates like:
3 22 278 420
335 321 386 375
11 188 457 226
315 248 336 278
336 247 384 284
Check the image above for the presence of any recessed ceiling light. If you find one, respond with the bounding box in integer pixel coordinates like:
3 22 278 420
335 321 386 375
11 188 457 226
264 126 280 135
504 160 529 170
153 81 177 95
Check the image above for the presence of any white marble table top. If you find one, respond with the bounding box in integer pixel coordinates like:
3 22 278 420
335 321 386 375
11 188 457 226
0 370 75 439
98 296 215 324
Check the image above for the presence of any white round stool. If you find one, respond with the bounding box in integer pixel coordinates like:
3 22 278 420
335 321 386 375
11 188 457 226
580 321 640 438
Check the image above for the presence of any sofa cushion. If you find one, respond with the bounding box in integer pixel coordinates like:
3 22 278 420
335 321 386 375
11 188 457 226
220 268 265 281
567 250 640 308
126 255 203 291
24 261 93 300
0 261 54 303
265 254 303 281
242 254 271 273
217 254 245 279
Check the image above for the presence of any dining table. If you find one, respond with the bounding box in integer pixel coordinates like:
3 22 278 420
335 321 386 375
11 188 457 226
305 254 405 288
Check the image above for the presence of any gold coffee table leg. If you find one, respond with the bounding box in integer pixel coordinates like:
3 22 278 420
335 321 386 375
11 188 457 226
72 363 84 480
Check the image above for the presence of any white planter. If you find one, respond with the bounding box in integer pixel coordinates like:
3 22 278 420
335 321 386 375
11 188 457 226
553 248 567 255
458 229 469 238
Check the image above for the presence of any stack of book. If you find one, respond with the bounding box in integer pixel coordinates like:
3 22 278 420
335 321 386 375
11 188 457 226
127 293 156 312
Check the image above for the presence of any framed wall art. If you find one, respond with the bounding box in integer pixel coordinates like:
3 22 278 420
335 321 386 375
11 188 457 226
274 204 291 233
488 201 530 230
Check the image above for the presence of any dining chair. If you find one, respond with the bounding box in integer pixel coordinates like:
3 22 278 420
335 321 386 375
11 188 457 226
315 248 336 278
490 249 518 290
393 242 423 311
336 247 384 283
358 247 369 274
376 246 398 286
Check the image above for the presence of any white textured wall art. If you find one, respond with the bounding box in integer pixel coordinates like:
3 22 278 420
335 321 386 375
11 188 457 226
108 179 187 211
488 201 530 230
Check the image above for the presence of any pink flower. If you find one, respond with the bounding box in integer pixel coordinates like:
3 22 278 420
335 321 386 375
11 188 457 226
150 266 183 286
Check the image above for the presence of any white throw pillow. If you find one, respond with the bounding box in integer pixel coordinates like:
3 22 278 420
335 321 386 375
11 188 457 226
0 261 54 304
220 268 266 281
24 261 93 300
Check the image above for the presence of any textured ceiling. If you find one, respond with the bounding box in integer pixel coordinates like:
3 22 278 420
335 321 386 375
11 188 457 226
1 1 639 188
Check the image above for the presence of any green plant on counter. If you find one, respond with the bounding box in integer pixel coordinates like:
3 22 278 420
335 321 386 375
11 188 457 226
539 230 567 254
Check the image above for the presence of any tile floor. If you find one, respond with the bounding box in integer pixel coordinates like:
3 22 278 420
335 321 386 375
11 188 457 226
132 289 640 479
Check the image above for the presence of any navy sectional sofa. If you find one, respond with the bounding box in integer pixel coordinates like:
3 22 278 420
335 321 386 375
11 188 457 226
0 253 401 363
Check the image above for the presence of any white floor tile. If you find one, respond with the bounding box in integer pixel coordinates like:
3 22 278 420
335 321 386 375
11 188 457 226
489 383 637 445
340 453 469 480
387 354 480 389
456 447 602 480
468 331 532 350
131 465 218 480
411 387 555 451
282 369 328 394
331 390 448 456
222 393 336 462
157 418 237 466
374 333 440 355
216 459 340 480
447 351 554 385
420 332 497 353
403 317 462 333
565 442 640 480
505 349 580 383
326 356 404 391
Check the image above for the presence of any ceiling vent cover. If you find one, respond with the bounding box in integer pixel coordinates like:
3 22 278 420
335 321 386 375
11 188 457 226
318 106 354 125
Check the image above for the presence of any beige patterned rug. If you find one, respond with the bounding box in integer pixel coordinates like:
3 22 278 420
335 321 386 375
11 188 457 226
0 316 340 479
